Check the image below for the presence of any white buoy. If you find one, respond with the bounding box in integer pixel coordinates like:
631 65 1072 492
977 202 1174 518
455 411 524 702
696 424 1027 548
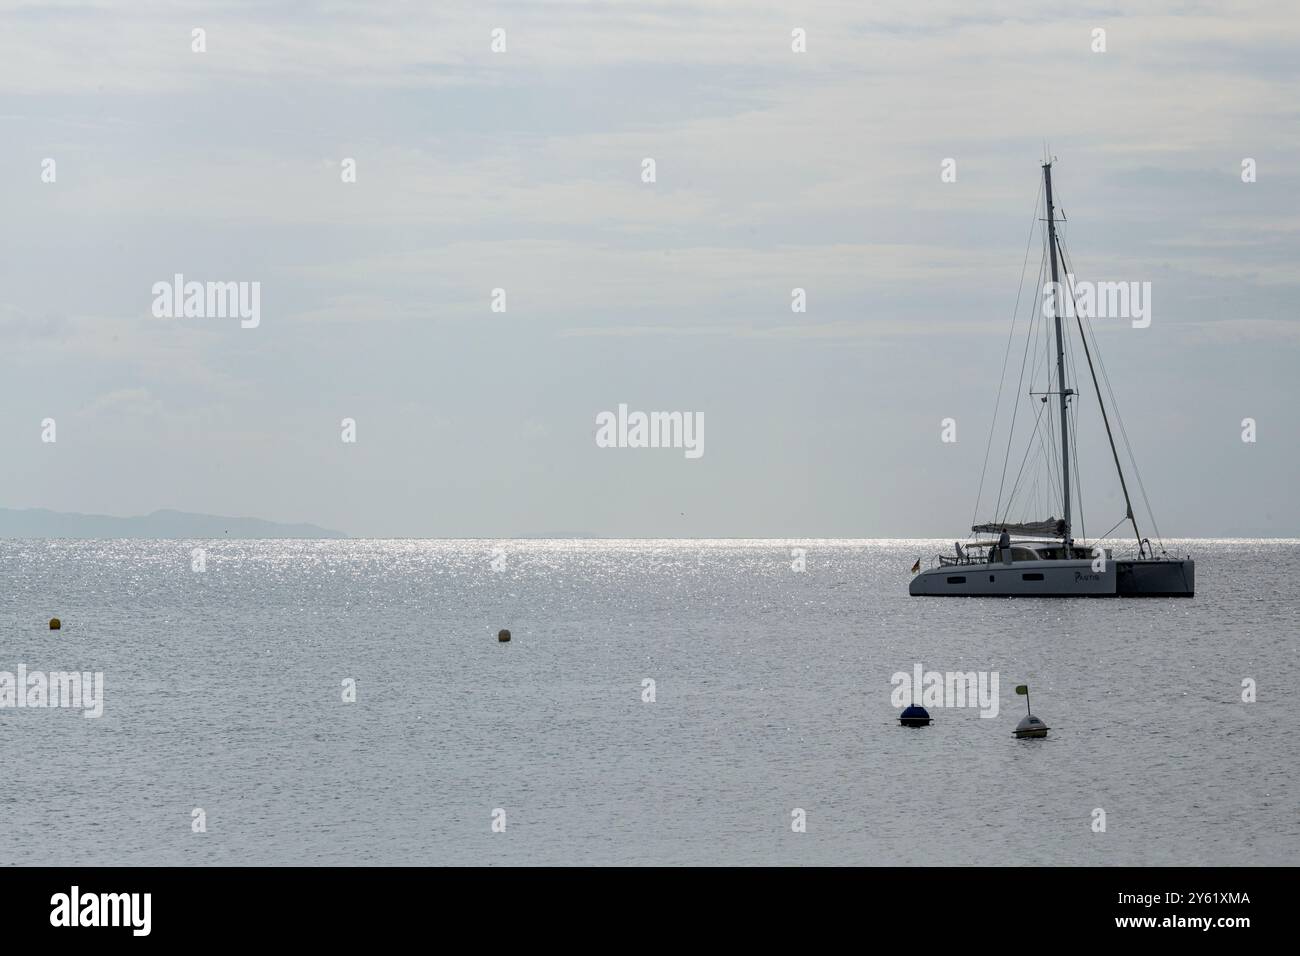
1013 683 1049 738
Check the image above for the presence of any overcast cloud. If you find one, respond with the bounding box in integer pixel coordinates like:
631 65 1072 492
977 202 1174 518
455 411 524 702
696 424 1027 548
2 1 1297 536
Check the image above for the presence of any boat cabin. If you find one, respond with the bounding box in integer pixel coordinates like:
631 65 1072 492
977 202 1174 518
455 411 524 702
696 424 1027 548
939 540 1108 566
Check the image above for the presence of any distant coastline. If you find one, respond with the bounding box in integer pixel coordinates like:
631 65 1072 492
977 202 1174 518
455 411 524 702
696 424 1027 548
0 508 346 539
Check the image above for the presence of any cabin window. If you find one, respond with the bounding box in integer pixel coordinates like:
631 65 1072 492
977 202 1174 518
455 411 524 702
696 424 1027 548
1011 548 1038 561
946 576 966 584
1022 572 1045 581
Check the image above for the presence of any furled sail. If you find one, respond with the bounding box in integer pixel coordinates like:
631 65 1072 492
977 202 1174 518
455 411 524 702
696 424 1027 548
971 518 1067 538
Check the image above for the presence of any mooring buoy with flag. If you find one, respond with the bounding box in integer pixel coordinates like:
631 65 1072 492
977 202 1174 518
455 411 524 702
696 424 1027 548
1013 684 1049 738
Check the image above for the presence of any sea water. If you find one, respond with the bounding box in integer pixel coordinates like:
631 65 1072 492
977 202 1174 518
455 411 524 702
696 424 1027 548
0 538 1294 865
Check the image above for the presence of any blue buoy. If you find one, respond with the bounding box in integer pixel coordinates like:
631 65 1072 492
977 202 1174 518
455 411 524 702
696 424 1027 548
899 704 931 727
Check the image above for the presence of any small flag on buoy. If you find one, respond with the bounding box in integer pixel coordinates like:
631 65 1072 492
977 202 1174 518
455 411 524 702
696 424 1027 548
910 558 921 574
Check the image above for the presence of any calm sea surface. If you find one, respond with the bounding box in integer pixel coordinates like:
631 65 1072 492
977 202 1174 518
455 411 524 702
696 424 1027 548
1 538 1295 866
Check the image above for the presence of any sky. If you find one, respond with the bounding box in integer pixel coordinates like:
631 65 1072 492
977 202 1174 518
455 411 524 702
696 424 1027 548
1 0 1297 537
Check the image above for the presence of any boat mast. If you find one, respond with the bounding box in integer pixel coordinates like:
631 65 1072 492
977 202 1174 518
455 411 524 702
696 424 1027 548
1043 160 1072 542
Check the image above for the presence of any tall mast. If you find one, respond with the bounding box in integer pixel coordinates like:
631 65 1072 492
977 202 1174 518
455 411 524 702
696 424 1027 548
1043 161 1072 542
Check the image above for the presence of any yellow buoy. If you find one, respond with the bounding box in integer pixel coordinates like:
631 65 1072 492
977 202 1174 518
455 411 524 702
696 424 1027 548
497 629 511 643
49 617 62 630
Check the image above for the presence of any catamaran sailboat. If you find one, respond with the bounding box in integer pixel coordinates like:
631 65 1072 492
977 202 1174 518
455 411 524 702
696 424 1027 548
910 159 1194 597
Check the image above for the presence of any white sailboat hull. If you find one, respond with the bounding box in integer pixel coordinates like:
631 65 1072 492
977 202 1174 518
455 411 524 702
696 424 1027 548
910 558 1113 596
910 557 1193 597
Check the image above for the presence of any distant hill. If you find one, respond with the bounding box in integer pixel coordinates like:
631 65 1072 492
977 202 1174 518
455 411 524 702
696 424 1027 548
0 508 347 539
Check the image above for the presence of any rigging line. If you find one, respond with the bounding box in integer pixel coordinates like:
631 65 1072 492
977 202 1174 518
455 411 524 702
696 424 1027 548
1006 293 1055 524
1088 306 1163 546
1026 219 1061 513
1068 243 1165 548
1011 219 1049 511
1025 252 1058 505
1096 514 1126 543
1057 233 1162 546
1006 426 1047 526
1002 386 1051 525
1052 160 1077 529
1010 383 1056 526
972 181 1043 533
1019 470 1036 524
1001 399 1051 522
1063 309 1086 540
1006 322 1062 527
992 233 1048 522
1071 389 1086 540
1027 353 1063 523
1025 266 1048 414
1055 235 1144 548
1041 276 1062 515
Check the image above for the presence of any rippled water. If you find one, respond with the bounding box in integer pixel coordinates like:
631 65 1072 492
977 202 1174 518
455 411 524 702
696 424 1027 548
0 538 1295 866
